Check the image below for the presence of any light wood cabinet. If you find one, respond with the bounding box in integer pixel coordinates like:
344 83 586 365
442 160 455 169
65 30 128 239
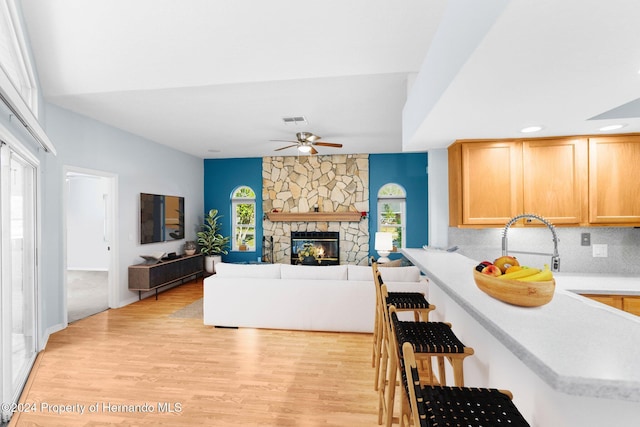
448 140 522 226
449 137 587 227
588 135 640 225
522 138 587 225
623 296 640 316
582 294 640 317
582 294 623 310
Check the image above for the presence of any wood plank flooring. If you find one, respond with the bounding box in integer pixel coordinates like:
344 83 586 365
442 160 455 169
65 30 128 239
10 279 379 426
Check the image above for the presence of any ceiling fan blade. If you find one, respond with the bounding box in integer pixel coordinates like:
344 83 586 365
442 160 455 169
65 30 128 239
313 142 343 148
274 144 298 151
310 147 318 155
270 139 298 144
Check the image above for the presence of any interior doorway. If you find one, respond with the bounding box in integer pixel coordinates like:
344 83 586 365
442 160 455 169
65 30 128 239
64 167 117 323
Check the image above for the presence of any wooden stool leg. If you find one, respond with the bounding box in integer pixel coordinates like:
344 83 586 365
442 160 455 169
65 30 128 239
374 312 385 390
377 337 389 425
373 305 380 367
385 351 398 427
450 357 465 387
437 356 446 386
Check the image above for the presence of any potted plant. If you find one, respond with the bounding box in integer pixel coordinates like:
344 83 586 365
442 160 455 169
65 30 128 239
197 209 230 273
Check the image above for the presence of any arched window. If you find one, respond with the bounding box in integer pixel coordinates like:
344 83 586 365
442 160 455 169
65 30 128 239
377 183 406 249
231 186 256 252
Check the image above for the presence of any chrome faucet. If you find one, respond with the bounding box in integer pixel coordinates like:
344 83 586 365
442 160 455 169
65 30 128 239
502 213 560 272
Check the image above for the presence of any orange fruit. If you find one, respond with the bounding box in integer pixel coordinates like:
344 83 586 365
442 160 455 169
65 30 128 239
505 265 522 274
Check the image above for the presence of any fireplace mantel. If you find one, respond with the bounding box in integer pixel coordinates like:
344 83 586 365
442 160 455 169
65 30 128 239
266 211 362 222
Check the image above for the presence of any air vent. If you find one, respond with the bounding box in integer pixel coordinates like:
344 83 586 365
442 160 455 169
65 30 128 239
282 116 307 125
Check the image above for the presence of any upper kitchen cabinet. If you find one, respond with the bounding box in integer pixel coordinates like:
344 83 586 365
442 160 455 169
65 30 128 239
449 138 587 227
522 138 587 225
449 140 523 226
589 135 640 225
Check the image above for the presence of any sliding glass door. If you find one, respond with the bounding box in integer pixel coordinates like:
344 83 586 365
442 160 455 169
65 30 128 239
1 142 38 423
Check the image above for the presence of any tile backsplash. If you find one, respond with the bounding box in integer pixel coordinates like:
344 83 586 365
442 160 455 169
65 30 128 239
448 226 640 275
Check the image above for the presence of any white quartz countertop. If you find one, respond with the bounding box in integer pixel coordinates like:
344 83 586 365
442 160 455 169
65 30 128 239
402 248 640 402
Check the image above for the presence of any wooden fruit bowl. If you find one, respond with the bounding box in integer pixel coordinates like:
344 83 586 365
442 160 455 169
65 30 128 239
473 270 555 307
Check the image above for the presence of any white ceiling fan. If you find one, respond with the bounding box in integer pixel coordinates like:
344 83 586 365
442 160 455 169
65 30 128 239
270 132 343 155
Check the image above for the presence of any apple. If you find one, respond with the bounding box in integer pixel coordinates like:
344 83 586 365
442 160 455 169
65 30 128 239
481 265 502 276
475 260 493 272
494 255 519 273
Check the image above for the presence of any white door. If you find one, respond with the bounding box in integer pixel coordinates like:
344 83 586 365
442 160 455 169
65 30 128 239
0 142 38 423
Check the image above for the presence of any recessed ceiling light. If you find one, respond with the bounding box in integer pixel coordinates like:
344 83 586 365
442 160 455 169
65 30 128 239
520 126 543 133
207 149 221 153
598 124 626 132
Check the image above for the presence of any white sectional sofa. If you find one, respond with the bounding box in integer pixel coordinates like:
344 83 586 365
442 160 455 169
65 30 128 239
203 262 428 333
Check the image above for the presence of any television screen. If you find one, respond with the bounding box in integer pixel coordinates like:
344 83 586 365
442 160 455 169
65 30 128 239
140 193 184 244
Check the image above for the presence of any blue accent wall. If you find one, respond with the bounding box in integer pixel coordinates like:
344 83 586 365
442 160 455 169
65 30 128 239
204 153 428 264
204 157 263 263
369 153 429 260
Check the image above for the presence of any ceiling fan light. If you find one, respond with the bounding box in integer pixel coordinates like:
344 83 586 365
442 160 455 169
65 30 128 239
298 145 312 153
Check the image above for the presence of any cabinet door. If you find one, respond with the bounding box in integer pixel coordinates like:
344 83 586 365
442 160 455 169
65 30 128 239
461 141 522 225
589 136 640 224
622 296 640 316
522 138 587 225
583 294 623 310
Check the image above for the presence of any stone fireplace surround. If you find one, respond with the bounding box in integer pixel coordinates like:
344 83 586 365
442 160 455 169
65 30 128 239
263 154 369 265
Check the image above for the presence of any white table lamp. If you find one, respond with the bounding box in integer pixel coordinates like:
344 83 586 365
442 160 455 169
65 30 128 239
375 232 393 263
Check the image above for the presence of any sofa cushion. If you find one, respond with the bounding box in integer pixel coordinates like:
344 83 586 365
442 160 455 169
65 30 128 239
215 262 281 279
379 265 421 282
281 264 348 280
382 258 403 267
347 265 374 281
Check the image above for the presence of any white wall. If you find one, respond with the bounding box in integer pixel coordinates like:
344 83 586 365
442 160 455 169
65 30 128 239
39 103 204 336
427 148 448 248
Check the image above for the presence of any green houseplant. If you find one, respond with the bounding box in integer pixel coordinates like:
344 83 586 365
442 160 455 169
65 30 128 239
197 209 230 273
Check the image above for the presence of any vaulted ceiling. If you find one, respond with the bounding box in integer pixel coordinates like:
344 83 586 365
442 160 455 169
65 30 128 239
20 0 640 159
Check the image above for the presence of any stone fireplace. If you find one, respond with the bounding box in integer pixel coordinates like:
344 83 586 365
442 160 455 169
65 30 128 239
263 154 369 265
291 231 340 265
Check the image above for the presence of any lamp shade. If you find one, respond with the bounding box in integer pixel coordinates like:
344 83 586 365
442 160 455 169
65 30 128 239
374 232 393 251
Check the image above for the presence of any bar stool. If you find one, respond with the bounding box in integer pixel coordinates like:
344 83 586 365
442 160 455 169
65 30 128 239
401 342 530 427
372 260 435 391
379 285 474 426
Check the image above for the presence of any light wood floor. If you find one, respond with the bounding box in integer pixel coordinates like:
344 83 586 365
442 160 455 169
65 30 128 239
10 279 379 426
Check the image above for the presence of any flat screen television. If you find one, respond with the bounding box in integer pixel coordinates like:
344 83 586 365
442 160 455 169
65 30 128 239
140 193 184 244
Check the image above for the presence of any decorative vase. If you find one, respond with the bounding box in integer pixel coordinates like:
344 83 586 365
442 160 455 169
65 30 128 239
184 240 196 256
301 256 319 265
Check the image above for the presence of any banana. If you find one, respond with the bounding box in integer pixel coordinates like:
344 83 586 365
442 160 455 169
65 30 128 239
518 264 553 282
498 266 540 280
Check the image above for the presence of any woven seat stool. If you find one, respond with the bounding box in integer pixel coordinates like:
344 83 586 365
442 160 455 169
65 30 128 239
402 342 530 427
372 260 435 391
377 284 473 426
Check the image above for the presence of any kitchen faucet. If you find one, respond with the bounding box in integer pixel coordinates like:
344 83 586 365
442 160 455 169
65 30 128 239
502 213 560 272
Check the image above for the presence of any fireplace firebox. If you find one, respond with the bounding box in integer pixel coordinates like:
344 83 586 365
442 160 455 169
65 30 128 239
291 231 339 265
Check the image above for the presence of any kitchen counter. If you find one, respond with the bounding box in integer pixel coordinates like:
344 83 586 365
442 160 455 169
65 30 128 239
402 248 640 426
